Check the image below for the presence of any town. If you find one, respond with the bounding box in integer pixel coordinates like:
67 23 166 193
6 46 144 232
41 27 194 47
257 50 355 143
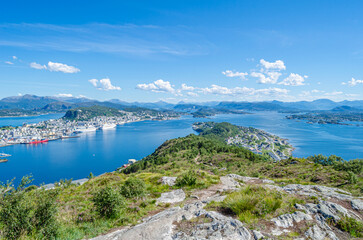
192 122 294 161
0 108 179 147
225 128 293 161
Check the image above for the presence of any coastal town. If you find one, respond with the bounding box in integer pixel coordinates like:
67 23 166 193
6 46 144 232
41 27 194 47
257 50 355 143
225 128 293 161
0 108 179 147
193 122 294 161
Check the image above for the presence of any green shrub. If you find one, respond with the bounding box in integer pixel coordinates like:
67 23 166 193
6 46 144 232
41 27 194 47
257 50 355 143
0 176 59 240
336 216 363 237
92 186 125 218
347 171 358 184
175 170 197 187
0 192 32 239
222 185 284 223
120 177 146 198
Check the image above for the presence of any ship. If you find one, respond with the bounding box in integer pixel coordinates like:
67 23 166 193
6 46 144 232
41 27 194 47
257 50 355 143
74 126 97 133
25 139 49 144
100 123 116 130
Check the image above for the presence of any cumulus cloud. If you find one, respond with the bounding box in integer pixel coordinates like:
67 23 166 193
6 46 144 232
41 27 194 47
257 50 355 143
251 72 281 84
136 79 175 93
186 92 198 97
181 83 195 91
47 61 80 73
30 61 80 73
89 78 121 91
342 78 363 86
30 62 47 69
278 73 306 86
5 61 13 65
260 59 286 70
12 56 17 60
222 70 248 80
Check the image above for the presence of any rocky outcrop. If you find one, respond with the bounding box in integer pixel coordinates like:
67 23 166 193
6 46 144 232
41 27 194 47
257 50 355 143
161 177 177 186
271 211 313 228
157 189 186 204
173 211 252 240
304 225 339 240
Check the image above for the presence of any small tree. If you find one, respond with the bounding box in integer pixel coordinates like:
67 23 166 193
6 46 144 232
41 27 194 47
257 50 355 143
92 186 124 218
120 177 146 198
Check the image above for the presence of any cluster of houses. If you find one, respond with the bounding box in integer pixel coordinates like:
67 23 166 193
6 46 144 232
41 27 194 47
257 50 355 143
0 112 178 147
226 128 293 161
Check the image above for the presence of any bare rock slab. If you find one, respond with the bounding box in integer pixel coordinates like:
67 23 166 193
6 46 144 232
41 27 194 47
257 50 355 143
157 189 186 204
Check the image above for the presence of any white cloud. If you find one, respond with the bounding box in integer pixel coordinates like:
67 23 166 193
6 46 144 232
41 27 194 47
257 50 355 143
342 77 363 86
47 61 80 73
30 62 47 69
260 59 286 70
89 78 121 91
30 61 80 73
186 92 198 97
55 93 73 97
278 73 306 86
136 79 175 93
251 71 281 84
12 56 17 60
5 61 13 65
222 70 248 80
181 83 195 91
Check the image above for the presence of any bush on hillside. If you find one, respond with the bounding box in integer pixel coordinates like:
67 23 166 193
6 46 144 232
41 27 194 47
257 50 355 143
120 177 146 198
92 186 125 218
175 170 197 187
336 216 363 238
0 176 59 239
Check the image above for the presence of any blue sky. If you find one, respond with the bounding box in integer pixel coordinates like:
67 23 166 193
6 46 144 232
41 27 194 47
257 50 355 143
1 0 363 102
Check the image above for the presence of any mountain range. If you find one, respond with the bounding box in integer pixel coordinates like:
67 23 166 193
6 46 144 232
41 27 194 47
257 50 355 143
1 94 363 113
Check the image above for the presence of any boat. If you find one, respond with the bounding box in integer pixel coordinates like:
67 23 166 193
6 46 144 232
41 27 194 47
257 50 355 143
100 123 116 130
0 159 8 163
0 153 11 157
26 139 49 144
74 126 97 133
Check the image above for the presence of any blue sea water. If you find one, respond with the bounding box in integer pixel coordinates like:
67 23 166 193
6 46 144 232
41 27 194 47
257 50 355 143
0 112 362 185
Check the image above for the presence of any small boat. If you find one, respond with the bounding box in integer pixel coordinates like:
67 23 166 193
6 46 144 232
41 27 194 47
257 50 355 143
100 123 116 130
0 159 8 163
26 139 49 144
0 153 11 157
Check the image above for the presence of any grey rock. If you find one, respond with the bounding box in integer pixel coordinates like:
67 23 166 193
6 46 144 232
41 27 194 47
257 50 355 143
157 189 186 204
92 202 205 240
220 175 242 191
202 195 227 204
173 211 252 240
351 199 363 211
304 225 339 240
282 184 353 201
317 201 349 221
253 230 265 239
272 211 312 228
161 177 177 186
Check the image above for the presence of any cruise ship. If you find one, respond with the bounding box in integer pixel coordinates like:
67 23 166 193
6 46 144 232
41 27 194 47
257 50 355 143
100 123 116 130
74 126 97 133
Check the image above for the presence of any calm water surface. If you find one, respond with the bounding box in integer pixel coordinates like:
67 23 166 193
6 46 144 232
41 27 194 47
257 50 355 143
0 112 362 185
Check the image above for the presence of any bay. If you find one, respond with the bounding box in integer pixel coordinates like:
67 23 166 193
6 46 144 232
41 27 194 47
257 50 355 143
0 112 362 185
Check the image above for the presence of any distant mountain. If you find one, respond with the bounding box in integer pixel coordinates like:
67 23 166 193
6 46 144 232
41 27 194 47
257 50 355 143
1 94 363 114
217 101 294 111
0 94 58 110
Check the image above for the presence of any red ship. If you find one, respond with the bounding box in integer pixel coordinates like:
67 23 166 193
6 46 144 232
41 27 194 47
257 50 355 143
26 139 49 144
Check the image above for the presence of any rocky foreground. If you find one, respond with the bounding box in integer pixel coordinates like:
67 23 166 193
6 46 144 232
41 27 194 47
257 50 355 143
91 175 362 240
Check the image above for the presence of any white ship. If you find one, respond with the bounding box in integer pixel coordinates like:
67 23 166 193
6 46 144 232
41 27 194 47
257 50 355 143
74 126 97 133
100 123 116 130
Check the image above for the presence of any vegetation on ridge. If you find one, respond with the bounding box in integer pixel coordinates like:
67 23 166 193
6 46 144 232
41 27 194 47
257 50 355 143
0 122 362 239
